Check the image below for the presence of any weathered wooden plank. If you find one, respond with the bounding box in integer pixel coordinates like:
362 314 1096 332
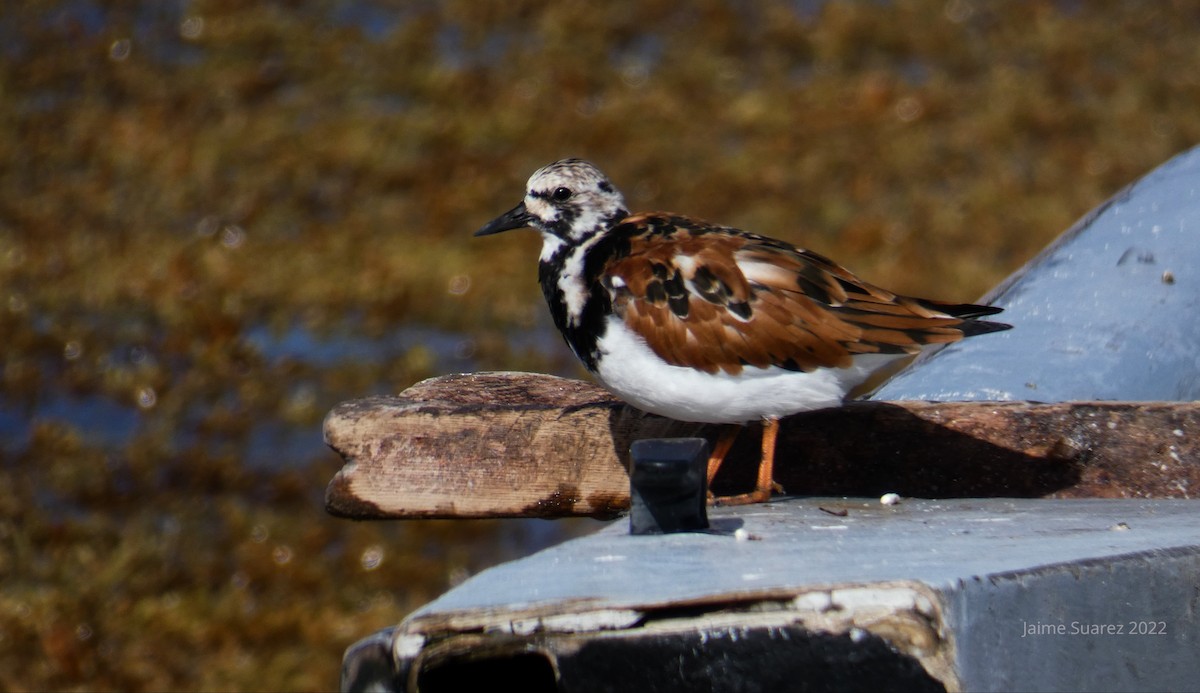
323 372 701 519
324 371 1200 520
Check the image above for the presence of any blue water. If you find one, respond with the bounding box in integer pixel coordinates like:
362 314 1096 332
0 316 567 468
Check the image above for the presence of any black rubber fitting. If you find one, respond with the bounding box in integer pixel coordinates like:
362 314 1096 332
629 438 710 535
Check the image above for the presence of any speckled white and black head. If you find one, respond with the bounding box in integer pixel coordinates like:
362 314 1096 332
475 159 632 366
475 158 1011 506
475 158 629 251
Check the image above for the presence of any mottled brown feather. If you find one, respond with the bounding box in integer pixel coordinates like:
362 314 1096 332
605 214 995 374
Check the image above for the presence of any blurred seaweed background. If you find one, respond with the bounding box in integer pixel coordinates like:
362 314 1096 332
3 0 1200 689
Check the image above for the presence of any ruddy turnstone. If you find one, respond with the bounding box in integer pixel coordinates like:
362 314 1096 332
476 159 1010 505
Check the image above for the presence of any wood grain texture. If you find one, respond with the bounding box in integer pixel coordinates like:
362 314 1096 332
324 372 1200 519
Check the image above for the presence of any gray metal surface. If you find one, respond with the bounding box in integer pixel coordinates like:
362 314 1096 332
874 145 1200 402
948 547 1200 692
409 499 1196 618
387 499 1200 692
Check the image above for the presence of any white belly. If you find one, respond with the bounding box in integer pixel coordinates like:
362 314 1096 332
592 317 899 424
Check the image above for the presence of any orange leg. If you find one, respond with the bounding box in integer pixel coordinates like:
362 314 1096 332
715 417 781 506
706 424 743 487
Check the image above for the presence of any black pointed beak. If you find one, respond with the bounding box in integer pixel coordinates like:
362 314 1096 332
474 202 533 237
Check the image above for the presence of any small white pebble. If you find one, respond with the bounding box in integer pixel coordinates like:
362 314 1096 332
1110 522 1130 532
734 528 750 542
880 493 901 506
1173 429 1184 437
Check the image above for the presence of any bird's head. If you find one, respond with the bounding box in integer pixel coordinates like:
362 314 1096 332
474 159 629 246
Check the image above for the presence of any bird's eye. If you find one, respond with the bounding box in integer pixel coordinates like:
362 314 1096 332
551 187 572 202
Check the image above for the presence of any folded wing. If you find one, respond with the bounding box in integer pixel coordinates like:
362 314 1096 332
603 214 1009 375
